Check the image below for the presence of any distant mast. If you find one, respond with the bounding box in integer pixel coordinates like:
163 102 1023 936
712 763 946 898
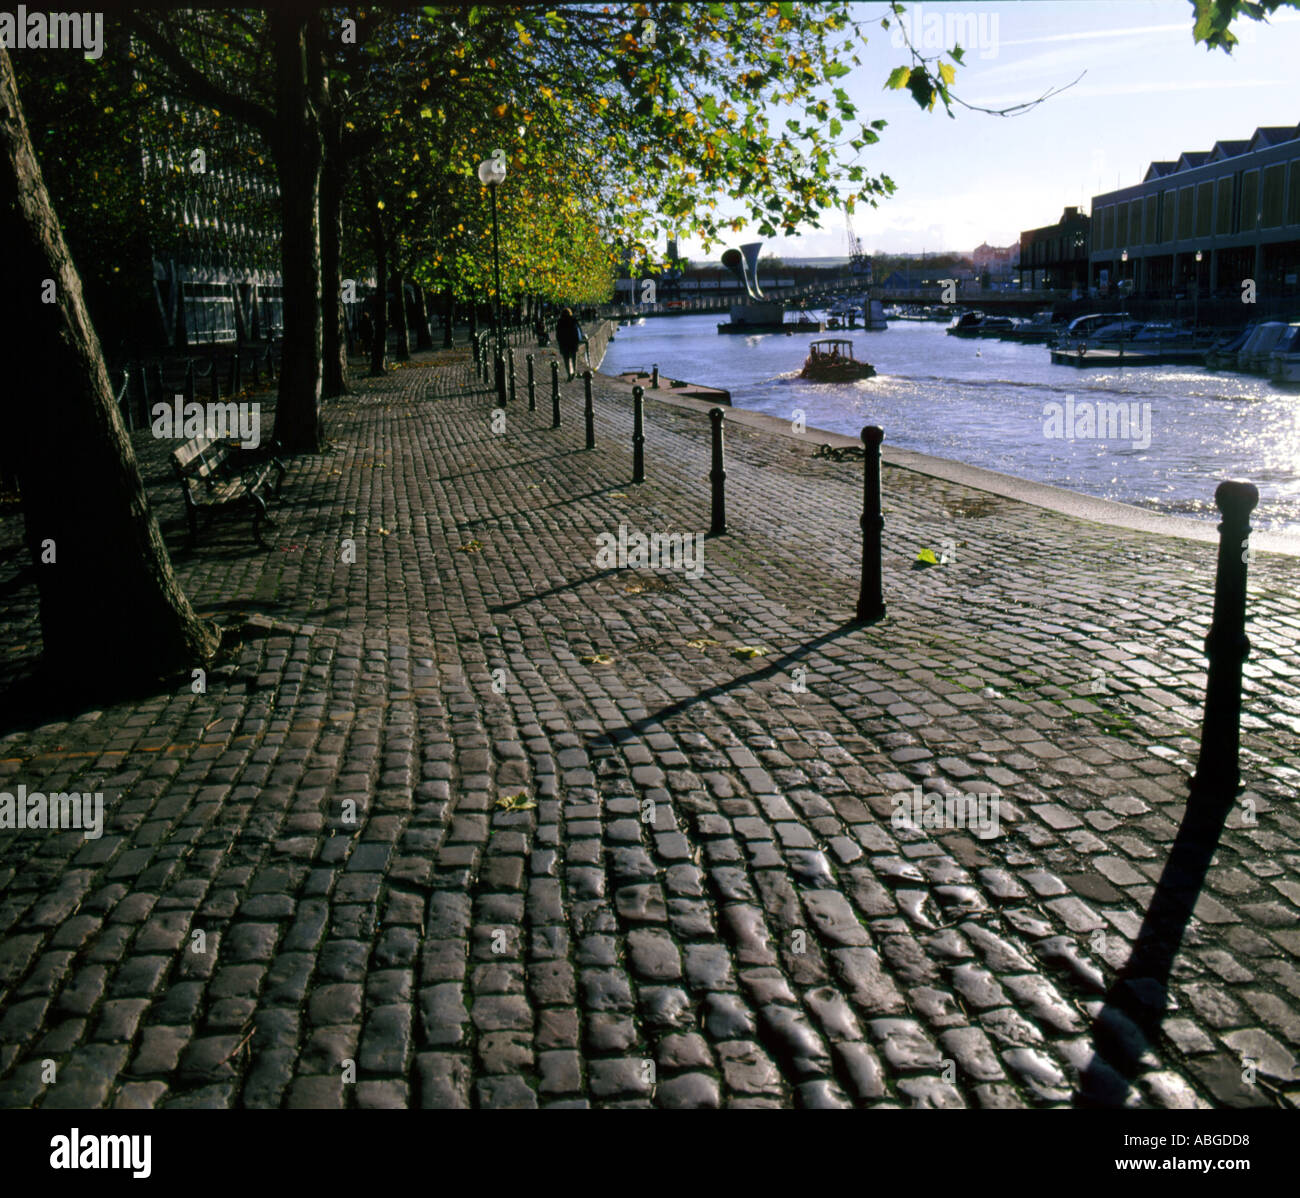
845 210 872 281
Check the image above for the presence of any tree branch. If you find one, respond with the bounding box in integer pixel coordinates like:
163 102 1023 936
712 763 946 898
126 15 275 139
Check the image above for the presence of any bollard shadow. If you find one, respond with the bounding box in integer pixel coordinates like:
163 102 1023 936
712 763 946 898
457 488 626 530
488 568 623 614
1074 789 1236 1107
591 620 864 746
429 449 585 484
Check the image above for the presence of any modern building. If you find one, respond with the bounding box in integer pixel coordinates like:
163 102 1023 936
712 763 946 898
137 90 285 350
1017 207 1090 291
1088 123 1300 299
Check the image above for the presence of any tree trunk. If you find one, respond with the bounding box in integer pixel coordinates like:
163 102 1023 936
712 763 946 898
269 10 323 453
367 199 388 377
411 287 431 351
391 264 411 361
319 133 349 398
1 48 218 688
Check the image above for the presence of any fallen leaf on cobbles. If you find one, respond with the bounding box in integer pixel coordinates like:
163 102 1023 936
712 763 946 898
686 637 718 650
494 792 536 811
458 540 483 553
579 653 614 665
732 645 767 659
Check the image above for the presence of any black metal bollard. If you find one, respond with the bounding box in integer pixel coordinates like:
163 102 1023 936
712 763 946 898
632 385 645 483
230 352 241 395
527 354 536 411
651 364 659 389
507 348 516 405
551 360 561 428
495 353 507 406
709 407 727 535
583 370 595 449
856 426 885 623
1188 481 1259 805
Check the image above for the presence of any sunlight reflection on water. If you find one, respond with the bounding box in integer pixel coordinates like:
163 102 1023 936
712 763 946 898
602 315 1300 533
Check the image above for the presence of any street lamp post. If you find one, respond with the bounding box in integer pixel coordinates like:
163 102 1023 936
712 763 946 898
1120 249 1129 361
1194 249 1203 335
478 155 508 405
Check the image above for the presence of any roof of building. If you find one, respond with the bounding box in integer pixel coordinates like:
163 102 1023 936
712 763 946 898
1135 124 1300 187
1209 139 1251 161
1252 125 1299 148
1143 161 1178 181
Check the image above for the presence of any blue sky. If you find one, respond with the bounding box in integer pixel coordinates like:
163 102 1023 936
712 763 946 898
678 0 1300 260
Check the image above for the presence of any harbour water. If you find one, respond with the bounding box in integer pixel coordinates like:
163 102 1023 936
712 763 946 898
601 315 1300 535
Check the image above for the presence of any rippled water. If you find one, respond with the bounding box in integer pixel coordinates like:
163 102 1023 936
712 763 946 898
601 314 1300 534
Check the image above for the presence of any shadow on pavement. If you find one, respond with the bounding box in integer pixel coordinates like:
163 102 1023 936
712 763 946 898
1074 790 1250 1106
591 620 866 745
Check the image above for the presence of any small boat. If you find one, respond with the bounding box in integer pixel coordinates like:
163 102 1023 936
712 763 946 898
1204 324 1255 370
999 311 1057 343
799 338 876 382
1238 321 1290 372
975 315 1015 337
947 311 984 337
1266 322 1300 379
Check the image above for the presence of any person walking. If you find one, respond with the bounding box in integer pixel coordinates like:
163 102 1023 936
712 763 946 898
534 314 549 347
555 307 584 381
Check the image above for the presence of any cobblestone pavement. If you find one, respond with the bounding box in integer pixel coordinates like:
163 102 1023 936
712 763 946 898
1 340 1298 1109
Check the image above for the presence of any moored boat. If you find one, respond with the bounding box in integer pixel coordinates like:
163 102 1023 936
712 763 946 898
1237 321 1290 372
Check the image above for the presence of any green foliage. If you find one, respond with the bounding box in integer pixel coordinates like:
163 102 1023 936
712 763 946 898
1190 0 1300 50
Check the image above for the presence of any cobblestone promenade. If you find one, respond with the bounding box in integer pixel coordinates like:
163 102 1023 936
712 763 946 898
1 342 1297 1108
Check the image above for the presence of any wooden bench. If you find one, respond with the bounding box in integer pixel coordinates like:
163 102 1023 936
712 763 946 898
171 434 286 547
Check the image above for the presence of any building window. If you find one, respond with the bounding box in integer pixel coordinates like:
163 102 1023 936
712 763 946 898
1144 195 1159 244
1162 190 1175 243
1215 177 1233 235
1262 163 1285 228
1288 160 1300 226
1116 203 1129 250
1178 186 1194 239
1128 199 1142 245
1240 170 1259 231
1196 180 1213 237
